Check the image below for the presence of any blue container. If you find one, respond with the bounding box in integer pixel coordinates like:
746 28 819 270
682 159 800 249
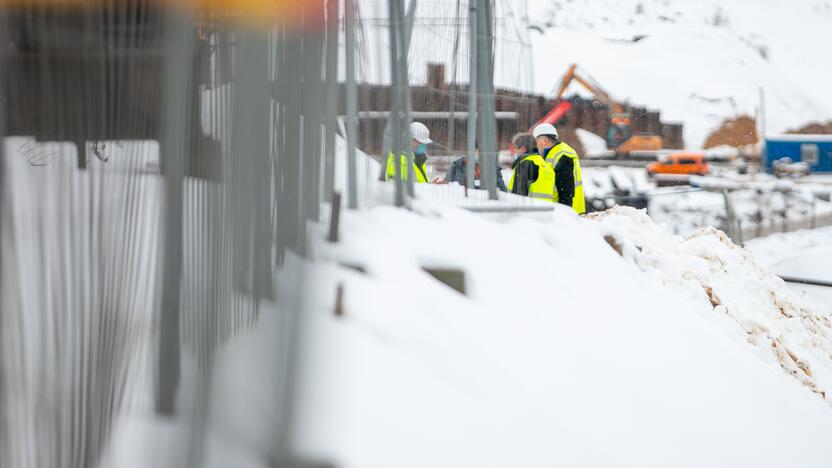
765 135 832 173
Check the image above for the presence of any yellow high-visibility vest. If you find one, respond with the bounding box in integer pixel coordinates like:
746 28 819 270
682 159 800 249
507 154 556 202
542 143 586 214
385 153 428 183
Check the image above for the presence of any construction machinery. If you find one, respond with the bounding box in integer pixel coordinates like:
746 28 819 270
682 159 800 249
535 63 663 153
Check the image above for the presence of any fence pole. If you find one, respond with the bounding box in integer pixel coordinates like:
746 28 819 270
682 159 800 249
387 0 405 207
448 0 462 154
323 0 340 203
396 0 417 196
466 0 477 192
476 0 499 200
721 189 736 242
345 0 359 208
157 13 194 415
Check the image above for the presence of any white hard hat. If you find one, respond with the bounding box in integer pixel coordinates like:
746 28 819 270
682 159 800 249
410 121 433 144
532 123 559 139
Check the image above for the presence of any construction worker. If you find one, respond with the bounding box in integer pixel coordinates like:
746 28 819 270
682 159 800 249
532 123 586 214
507 132 554 201
445 149 507 191
386 121 431 183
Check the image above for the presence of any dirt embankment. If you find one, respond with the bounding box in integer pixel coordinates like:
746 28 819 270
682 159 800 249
703 115 758 148
787 121 832 134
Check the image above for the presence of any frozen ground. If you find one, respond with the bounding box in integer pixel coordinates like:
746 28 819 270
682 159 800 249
94 147 832 467
229 202 832 468
579 164 832 238
649 177 832 238
747 226 832 315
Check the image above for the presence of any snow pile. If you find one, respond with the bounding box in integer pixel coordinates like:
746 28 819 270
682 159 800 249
98 186 832 467
576 128 609 156
590 206 832 399
746 226 832 315
282 202 832 467
528 0 832 147
747 225 832 272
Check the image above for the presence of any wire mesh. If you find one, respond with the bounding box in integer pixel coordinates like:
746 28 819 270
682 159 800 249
0 2 334 467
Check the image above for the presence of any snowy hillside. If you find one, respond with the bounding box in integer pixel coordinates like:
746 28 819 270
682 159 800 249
187 202 832 468
528 0 832 147
121 200 832 468
99 190 832 466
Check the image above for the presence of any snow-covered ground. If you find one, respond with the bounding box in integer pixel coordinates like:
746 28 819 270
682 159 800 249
579 164 832 238
747 226 832 315
576 128 609 156
649 177 832 237
93 145 832 468
215 202 832 468
528 0 832 147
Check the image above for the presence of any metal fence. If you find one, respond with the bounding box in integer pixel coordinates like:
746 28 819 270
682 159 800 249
0 1 536 467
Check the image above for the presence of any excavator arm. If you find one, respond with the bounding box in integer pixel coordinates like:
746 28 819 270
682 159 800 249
536 63 617 128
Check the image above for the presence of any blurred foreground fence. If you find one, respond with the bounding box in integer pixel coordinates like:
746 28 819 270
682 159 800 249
0 0 527 466
0 1 340 467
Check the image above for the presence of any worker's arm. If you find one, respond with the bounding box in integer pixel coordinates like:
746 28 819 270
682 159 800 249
496 159 507 192
554 156 575 207
510 159 539 196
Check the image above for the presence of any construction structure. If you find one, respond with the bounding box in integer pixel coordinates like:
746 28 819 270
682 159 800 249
344 63 684 158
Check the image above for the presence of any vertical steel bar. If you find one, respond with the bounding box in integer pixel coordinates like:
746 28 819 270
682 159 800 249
231 31 273 295
0 13 7 461
282 35 304 254
396 0 417 195
345 0 359 208
477 0 498 200
387 0 405 207
323 0 340 203
448 0 462 153
157 13 194 415
300 19 325 252
466 0 478 191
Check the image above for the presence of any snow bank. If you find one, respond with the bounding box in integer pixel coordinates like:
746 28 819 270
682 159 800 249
591 207 832 400
747 226 832 315
576 128 608 156
281 202 832 467
98 182 832 467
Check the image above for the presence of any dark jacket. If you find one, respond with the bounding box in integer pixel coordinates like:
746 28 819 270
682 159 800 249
446 157 507 191
509 154 540 196
541 144 576 207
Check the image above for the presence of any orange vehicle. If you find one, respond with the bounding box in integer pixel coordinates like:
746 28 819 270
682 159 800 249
647 153 709 176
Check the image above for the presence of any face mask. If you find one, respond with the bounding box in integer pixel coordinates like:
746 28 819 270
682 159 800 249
415 143 427 155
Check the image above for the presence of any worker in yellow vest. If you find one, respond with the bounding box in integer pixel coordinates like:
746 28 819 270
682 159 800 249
532 123 586 214
385 121 431 183
507 132 555 201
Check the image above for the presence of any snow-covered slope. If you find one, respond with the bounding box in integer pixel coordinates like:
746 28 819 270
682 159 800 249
100 199 832 467
277 203 832 467
528 0 832 147
747 226 832 315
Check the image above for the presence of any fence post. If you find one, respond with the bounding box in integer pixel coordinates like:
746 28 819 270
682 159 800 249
721 189 736 242
386 0 405 207
157 13 194 415
323 0 340 203
345 0 359 208
465 0 477 192
476 0 499 200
